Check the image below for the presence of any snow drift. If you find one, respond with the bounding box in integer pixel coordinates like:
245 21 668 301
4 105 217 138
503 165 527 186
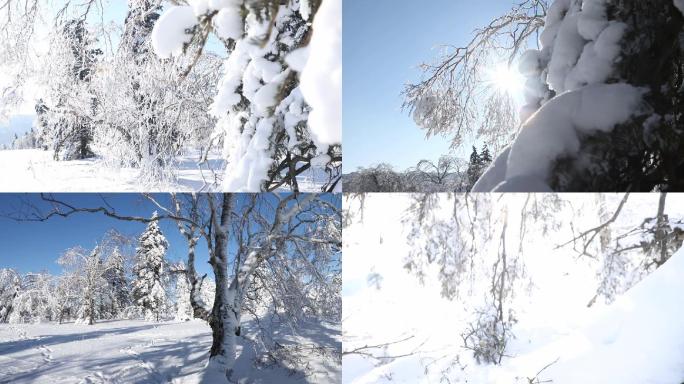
540 245 684 383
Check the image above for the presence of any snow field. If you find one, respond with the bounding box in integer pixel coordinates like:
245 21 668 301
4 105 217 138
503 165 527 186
0 149 329 192
0 318 340 384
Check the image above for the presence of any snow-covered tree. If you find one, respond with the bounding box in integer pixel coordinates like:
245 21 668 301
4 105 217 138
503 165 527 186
90 0 219 182
54 272 80 323
131 212 169 321
102 247 130 319
75 247 108 325
403 0 545 152
56 246 108 325
40 18 102 161
8 193 341 383
0 269 20 323
174 261 193 322
414 0 684 191
8 272 56 324
344 158 473 193
400 194 564 365
150 0 342 191
343 164 404 192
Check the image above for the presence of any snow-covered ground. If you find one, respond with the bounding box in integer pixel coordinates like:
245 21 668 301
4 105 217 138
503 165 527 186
343 194 684 384
0 318 341 384
0 149 329 192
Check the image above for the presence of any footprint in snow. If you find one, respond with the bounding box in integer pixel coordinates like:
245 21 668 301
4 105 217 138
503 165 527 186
38 345 53 362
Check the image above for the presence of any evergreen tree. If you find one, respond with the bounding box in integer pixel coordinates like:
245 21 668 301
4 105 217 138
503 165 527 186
544 0 684 191
34 99 50 150
480 144 492 165
162 0 342 191
102 247 129 319
131 212 168 321
467 146 482 188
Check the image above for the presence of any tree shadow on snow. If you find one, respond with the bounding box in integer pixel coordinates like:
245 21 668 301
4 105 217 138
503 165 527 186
0 317 341 384
0 324 160 357
0 324 210 384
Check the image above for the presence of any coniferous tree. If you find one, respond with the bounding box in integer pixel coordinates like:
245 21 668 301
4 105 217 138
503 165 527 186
467 146 482 188
544 0 684 191
102 247 129 319
480 145 492 166
131 212 168 321
46 18 102 161
152 0 341 191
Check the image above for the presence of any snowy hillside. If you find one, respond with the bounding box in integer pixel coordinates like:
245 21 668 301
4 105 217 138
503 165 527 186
540 246 684 383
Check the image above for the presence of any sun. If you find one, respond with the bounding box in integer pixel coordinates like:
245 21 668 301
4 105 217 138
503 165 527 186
487 63 525 96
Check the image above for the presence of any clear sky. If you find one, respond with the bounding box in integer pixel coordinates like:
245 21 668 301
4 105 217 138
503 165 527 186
0 193 341 278
0 194 212 276
343 0 519 172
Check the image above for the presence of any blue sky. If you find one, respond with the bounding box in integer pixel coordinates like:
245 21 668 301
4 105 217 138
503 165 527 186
343 0 519 171
0 194 211 276
0 193 341 278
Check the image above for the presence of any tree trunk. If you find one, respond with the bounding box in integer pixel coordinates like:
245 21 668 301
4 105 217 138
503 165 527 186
88 295 94 325
205 194 241 380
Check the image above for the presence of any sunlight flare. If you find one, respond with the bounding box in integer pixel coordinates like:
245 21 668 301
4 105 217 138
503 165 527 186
487 63 525 95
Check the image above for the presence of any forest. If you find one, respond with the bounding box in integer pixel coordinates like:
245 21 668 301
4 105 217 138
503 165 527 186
0 193 342 383
0 0 341 192
343 145 493 192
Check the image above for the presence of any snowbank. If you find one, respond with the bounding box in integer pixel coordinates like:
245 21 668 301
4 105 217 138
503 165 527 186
541 247 684 383
479 83 647 192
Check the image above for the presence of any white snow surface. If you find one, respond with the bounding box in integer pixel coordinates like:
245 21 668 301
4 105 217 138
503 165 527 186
299 0 342 148
538 247 684 383
0 318 340 384
151 6 198 59
0 149 329 192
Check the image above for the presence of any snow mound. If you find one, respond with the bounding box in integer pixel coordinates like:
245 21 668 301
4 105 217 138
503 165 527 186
478 84 647 191
543 247 684 383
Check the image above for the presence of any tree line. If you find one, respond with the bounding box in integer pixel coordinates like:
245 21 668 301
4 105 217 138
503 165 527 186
343 145 492 192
